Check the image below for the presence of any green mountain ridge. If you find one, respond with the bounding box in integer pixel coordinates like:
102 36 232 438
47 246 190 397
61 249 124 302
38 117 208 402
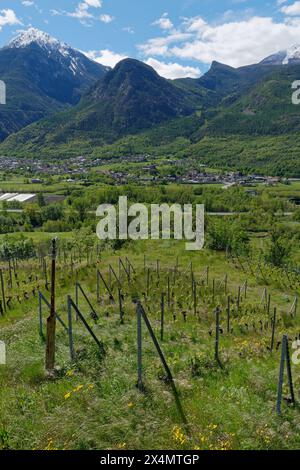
0 59 200 155
199 64 300 137
2 55 300 176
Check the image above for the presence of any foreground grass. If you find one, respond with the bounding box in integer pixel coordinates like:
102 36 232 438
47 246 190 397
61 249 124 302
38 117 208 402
0 241 300 450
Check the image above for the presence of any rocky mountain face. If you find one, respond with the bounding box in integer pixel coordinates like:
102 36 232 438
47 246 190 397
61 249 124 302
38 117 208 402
0 28 108 140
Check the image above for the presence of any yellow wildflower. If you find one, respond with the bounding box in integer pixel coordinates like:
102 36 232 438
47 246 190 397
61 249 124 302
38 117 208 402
66 370 74 377
172 426 186 445
208 424 218 430
117 442 126 449
44 438 58 451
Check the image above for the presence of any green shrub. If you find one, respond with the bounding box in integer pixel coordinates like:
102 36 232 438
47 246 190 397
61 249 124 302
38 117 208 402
206 217 249 254
264 228 293 267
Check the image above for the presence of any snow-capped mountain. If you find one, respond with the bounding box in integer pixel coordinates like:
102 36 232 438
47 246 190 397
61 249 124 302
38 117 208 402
6 28 109 77
261 44 300 65
0 28 109 141
282 44 300 64
8 28 69 52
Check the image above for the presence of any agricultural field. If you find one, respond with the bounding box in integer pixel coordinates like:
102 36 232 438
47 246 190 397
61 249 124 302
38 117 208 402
0 175 83 195
0 169 300 451
0 235 300 451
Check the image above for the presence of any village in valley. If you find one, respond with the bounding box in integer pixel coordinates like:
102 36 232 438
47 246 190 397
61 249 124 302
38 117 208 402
0 154 291 192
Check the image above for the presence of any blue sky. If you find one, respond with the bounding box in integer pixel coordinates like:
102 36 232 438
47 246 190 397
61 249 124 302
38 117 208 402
1 1 300 78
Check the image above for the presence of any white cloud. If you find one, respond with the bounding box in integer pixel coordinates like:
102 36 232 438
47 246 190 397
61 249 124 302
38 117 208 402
0 9 22 30
281 1 300 15
139 15 300 68
85 50 201 78
85 49 128 67
183 16 207 33
56 1 114 26
22 1 42 14
84 0 102 7
68 4 93 20
152 13 174 31
138 32 192 56
99 14 114 24
123 26 134 34
67 0 102 24
146 57 201 79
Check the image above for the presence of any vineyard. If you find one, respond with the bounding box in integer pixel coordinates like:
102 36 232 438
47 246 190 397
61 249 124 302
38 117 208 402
0 238 300 450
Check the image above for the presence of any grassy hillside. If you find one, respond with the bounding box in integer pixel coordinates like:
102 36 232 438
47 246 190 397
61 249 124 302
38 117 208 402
198 65 300 138
0 115 201 159
3 126 300 176
0 238 300 450
187 135 300 176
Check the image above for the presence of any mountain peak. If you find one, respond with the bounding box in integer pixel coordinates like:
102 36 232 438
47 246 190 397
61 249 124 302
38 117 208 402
282 44 300 64
210 60 236 71
108 58 157 77
114 58 152 69
97 58 163 96
261 44 300 65
0 26 109 141
7 28 69 54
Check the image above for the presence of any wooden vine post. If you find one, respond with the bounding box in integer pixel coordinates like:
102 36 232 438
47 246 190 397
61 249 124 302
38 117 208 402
0 269 6 313
215 306 223 369
193 280 197 317
270 308 277 352
276 335 295 415
45 238 57 374
160 292 165 341
227 295 231 334
118 288 124 323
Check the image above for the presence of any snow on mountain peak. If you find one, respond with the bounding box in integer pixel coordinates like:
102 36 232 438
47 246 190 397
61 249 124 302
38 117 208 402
261 44 300 65
282 44 300 64
7 28 70 54
4 27 109 77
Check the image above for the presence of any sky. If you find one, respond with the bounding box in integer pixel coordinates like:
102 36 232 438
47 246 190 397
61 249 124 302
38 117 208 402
1 1 300 78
